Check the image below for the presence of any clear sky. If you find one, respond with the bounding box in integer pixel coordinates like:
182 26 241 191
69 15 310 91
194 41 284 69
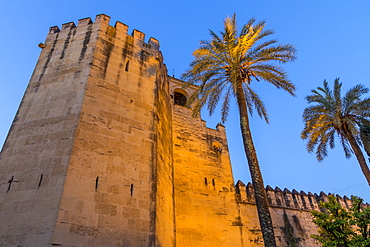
1 1 370 202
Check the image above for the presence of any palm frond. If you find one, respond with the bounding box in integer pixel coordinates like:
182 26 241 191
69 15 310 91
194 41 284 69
252 64 296 96
221 87 232 123
243 84 269 123
339 133 352 158
181 14 296 130
360 119 370 157
302 78 370 162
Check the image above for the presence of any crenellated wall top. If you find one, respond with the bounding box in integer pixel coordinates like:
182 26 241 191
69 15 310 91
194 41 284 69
47 14 160 51
235 181 368 212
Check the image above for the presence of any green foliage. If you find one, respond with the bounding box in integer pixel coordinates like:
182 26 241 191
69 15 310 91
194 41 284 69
311 194 370 247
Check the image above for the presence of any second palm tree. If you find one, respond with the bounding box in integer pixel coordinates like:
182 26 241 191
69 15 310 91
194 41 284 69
302 78 370 185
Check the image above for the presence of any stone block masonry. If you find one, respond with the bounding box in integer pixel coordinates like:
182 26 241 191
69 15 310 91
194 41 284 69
0 14 364 247
0 14 174 247
170 77 243 246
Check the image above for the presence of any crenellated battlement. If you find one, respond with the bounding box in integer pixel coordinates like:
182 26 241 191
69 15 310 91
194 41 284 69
235 181 367 212
45 14 160 51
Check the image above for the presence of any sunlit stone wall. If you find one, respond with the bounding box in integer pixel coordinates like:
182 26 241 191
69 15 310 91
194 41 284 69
1 13 359 247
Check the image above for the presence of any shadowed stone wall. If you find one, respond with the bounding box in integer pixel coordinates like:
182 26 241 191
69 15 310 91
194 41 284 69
0 15 101 247
50 15 175 247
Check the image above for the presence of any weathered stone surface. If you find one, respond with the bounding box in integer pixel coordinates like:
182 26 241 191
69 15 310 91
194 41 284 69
0 14 357 247
0 14 174 247
171 78 244 246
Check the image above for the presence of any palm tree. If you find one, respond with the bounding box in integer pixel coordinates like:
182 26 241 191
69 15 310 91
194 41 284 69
182 14 296 247
301 78 370 185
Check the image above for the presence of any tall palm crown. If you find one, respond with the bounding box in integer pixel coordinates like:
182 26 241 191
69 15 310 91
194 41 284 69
301 78 370 184
182 14 296 247
183 14 297 122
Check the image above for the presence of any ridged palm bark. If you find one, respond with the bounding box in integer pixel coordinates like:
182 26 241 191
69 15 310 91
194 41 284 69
182 14 296 246
235 82 276 245
302 78 370 185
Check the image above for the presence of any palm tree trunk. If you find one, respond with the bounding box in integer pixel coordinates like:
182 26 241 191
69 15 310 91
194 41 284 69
345 130 370 186
235 82 277 247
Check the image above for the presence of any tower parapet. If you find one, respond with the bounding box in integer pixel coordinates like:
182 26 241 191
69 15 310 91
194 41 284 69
45 14 160 52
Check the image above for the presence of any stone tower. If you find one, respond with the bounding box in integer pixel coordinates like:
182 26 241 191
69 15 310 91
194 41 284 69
0 14 175 246
170 78 243 246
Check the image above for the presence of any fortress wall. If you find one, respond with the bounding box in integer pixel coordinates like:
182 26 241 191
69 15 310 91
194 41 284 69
236 182 339 246
171 78 243 247
0 13 101 247
49 14 174 246
2 13 364 247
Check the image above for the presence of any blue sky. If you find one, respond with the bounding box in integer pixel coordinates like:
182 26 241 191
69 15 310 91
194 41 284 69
1 1 370 202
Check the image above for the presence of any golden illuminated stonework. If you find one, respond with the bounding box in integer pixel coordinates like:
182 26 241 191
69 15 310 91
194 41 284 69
0 14 351 247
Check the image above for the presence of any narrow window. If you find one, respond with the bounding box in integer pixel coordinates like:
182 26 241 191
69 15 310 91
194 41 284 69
125 60 129 71
204 177 208 186
130 184 134 196
174 92 187 106
7 176 14 193
38 174 44 189
95 176 99 191
212 142 223 152
212 179 215 187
